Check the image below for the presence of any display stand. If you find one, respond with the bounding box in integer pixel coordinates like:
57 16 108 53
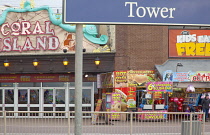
91 99 103 124
138 91 168 121
106 92 122 120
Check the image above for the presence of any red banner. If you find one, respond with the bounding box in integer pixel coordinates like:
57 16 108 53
0 74 96 82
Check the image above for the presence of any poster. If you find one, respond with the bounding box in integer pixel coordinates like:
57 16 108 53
108 93 121 120
146 82 173 92
114 71 128 87
102 72 113 88
115 87 136 108
169 29 210 58
163 70 210 82
113 70 155 88
127 70 155 87
92 99 103 124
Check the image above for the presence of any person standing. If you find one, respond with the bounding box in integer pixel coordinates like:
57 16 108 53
201 94 210 122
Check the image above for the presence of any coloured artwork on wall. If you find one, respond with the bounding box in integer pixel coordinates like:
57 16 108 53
0 1 112 55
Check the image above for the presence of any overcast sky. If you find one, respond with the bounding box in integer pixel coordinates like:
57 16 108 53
0 0 62 12
0 0 63 14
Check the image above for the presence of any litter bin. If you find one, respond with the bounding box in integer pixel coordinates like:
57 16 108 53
181 121 201 135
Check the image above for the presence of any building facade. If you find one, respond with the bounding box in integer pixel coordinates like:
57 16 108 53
0 1 115 118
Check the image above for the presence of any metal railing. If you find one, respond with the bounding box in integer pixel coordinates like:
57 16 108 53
0 111 207 135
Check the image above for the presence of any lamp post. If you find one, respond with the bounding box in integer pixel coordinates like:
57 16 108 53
176 62 183 72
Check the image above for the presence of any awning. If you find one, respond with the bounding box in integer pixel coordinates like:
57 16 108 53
155 60 210 88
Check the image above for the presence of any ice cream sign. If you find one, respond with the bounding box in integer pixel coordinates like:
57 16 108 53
146 82 173 92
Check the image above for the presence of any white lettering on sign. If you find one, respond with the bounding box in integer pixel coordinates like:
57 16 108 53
1 23 10 36
177 34 197 43
0 21 60 52
125 2 176 19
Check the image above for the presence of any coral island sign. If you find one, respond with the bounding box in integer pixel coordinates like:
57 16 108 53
0 1 110 55
63 0 210 25
1 21 58 52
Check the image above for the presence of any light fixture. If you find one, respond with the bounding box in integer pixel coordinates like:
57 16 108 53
63 57 69 66
94 57 100 66
177 62 183 67
4 59 9 67
33 58 39 67
55 9 61 20
84 73 88 78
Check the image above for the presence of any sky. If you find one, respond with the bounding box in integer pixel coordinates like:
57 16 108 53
0 0 62 13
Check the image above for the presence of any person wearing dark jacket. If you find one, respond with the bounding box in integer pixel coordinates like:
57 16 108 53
201 94 210 122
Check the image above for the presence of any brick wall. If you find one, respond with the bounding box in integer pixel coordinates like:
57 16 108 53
115 25 168 71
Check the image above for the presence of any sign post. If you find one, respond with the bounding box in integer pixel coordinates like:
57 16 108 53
75 24 83 135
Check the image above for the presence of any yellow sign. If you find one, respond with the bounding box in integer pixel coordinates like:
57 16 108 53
176 43 210 56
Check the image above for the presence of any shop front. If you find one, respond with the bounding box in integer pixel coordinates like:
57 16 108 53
0 1 115 118
96 70 170 121
0 74 97 118
155 60 210 114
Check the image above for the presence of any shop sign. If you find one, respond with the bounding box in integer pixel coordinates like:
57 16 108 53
163 70 190 82
114 70 128 87
169 29 210 58
102 72 113 88
146 82 173 92
127 70 155 87
114 70 155 88
163 70 210 82
0 74 96 82
108 113 121 120
138 109 167 120
111 93 121 101
153 92 163 99
97 74 102 88
109 93 121 120
190 71 210 82
0 9 110 55
64 0 210 26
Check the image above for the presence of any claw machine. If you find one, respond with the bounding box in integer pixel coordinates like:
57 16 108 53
138 82 173 121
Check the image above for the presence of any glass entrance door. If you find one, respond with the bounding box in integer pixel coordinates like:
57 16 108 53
69 87 93 118
17 88 40 117
43 88 65 117
0 88 15 117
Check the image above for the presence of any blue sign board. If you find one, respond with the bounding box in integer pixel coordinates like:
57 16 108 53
163 70 191 82
63 0 210 25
